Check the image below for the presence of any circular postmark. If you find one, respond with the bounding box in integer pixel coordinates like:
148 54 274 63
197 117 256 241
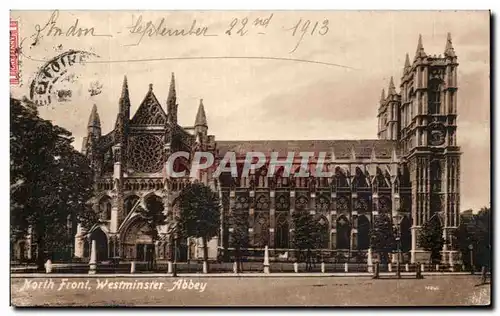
29 50 99 106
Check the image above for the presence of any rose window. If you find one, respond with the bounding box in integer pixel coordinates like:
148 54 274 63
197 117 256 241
128 134 166 173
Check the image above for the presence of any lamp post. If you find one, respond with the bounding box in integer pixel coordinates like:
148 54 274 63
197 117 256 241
396 236 401 279
468 244 474 275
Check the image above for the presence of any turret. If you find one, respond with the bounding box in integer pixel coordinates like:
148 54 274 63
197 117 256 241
414 34 427 60
403 53 411 75
444 32 456 58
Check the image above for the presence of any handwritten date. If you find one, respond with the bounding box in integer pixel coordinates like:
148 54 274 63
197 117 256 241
287 19 329 53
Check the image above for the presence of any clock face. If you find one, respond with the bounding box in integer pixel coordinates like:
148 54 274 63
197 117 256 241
429 129 445 146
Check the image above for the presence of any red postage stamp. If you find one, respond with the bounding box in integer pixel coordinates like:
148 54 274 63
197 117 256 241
10 20 19 85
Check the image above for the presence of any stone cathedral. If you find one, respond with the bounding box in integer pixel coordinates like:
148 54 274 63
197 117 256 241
73 34 461 264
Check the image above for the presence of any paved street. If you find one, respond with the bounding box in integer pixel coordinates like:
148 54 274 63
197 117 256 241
11 275 490 306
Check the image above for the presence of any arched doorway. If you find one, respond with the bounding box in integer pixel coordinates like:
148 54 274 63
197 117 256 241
122 217 154 261
90 228 108 262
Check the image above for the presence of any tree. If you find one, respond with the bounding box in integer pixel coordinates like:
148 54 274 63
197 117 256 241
292 210 321 271
473 207 491 269
454 207 491 269
370 214 396 264
135 195 167 270
175 182 221 272
418 215 444 264
229 206 249 272
10 98 96 269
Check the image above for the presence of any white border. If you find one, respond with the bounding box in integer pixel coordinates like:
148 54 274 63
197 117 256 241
2 1 497 315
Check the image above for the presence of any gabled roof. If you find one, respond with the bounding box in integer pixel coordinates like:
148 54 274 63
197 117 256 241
130 85 168 125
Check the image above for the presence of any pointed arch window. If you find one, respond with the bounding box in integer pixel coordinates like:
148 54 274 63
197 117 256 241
428 79 442 115
99 196 112 221
336 215 351 250
275 213 289 249
254 214 269 248
317 216 329 249
357 215 370 250
430 160 442 192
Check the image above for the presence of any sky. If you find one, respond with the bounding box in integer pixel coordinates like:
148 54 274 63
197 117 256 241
10 10 490 211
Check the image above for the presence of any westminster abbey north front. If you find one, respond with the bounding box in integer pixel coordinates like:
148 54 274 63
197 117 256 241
73 34 461 264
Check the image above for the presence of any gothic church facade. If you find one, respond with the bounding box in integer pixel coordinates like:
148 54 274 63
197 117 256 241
73 34 461 264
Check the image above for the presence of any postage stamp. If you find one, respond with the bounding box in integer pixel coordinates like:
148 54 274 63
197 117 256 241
10 20 19 85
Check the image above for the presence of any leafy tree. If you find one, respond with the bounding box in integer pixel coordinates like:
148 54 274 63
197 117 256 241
175 182 221 272
292 210 321 270
370 214 396 264
454 207 491 269
418 215 444 264
229 206 249 272
10 98 96 269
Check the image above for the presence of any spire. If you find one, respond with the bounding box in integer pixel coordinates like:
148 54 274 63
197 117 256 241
167 72 176 106
120 75 129 100
404 53 411 71
380 88 386 103
119 75 131 118
195 99 207 127
167 72 178 125
88 104 101 129
444 32 456 57
415 34 427 59
388 76 397 95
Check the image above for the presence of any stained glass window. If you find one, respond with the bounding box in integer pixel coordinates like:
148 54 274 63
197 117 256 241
127 135 166 173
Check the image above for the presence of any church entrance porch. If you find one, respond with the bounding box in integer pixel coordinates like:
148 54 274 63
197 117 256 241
121 216 155 261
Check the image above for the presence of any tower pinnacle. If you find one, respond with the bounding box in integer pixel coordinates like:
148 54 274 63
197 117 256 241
404 53 411 71
88 104 101 129
444 32 456 57
380 88 386 103
415 34 427 59
388 76 397 95
167 72 176 105
195 99 208 127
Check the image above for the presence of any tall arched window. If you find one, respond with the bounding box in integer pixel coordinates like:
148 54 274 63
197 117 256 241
275 213 289 249
357 215 370 250
428 79 442 114
430 160 442 192
318 216 329 249
254 213 269 248
336 215 351 249
335 167 349 188
99 196 112 221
